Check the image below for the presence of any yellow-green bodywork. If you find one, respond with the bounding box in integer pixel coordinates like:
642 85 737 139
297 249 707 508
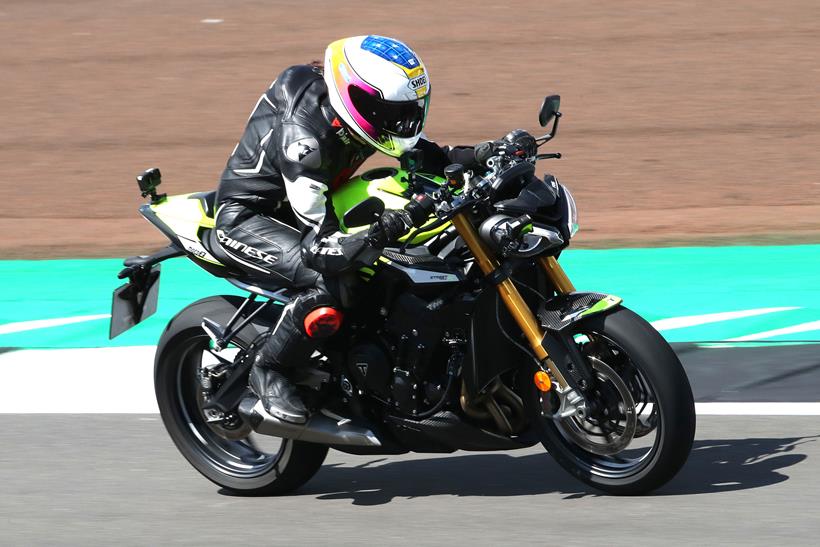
330 169 450 243
147 193 221 265
148 168 449 251
150 193 214 230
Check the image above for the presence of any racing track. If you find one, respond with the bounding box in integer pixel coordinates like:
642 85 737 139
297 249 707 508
1 413 818 544
1 246 819 544
1 340 819 543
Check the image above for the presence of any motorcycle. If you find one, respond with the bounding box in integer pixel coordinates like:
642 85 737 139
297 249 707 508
110 95 695 495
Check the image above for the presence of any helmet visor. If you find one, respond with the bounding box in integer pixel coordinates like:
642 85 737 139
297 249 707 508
348 85 428 138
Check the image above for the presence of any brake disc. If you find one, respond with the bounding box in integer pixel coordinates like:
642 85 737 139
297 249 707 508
583 336 658 438
557 356 637 456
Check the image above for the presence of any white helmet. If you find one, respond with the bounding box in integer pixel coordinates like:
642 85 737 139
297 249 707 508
324 35 430 157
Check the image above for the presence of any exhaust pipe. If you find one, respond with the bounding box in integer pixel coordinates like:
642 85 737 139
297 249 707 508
237 398 382 447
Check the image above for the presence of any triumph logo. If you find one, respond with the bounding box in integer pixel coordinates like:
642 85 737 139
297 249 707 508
216 229 278 265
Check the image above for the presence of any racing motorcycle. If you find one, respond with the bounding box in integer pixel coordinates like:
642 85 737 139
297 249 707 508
110 96 695 495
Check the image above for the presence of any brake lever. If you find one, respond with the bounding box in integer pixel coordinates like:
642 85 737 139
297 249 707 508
536 152 562 160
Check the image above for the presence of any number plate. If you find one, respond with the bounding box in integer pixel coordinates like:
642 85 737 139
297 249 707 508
109 265 161 339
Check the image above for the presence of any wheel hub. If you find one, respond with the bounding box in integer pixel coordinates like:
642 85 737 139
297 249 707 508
555 356 637 456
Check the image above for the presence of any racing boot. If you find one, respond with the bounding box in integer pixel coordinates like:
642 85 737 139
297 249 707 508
248 290 339 423
249 358 308 424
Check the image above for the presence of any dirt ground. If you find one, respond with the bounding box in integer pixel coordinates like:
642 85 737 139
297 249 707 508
2 0 819 258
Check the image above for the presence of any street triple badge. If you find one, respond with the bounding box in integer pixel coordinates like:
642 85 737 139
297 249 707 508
286 137 321 168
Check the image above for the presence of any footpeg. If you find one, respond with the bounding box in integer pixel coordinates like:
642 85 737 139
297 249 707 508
201 317 226 350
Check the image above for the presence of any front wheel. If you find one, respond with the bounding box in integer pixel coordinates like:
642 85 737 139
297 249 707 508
527 306 695 495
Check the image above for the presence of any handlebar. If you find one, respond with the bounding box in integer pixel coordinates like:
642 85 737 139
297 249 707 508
379 148 550 251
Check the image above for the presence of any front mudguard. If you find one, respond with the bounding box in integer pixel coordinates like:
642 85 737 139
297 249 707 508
537 292 623 388
537 292 623 331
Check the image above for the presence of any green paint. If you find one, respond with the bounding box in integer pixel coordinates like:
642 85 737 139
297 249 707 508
559 245 820 343
0 245 818 348
0 258 245 348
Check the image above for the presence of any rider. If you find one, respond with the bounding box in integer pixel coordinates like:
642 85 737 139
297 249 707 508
215 36 485 424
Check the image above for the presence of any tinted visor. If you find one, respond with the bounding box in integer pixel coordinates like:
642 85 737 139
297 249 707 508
348 85 428 138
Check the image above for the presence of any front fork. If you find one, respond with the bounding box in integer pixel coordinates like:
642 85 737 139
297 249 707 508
451 213 576 394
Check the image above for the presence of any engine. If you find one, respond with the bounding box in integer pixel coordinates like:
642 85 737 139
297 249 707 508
347 292 455 415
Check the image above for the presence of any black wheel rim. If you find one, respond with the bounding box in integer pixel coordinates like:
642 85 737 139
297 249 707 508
173 334 286 479
540 331 663 480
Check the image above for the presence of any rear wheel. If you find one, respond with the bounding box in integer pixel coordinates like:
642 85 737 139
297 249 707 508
155 296 328 495
527 306 695 494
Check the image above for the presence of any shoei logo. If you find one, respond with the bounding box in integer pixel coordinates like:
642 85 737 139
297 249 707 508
408 74 427 90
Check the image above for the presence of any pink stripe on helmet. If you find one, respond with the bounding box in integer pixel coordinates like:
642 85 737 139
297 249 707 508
337 66 381 141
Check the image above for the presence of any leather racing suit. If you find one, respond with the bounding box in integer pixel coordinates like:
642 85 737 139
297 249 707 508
214 64 480 421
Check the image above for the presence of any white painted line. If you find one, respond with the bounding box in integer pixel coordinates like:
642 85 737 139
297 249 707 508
200 18 223 24
2 347 819 415
0 314 110 335
0 346 158 413
726 320 820 342
650 307 798 332
695 402 820 415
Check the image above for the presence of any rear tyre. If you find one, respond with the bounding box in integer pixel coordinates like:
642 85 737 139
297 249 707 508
154 296 328 495
527 306 695 495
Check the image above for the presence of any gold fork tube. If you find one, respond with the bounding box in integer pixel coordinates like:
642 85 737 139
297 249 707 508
538 256 576 295
451 213 568 388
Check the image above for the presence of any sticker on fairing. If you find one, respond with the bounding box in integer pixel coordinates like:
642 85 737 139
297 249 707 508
560 295 623 324
579 295 623 317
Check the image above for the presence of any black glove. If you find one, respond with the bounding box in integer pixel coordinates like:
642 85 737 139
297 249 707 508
474 129 537 167
473 141 500 167
368 209 412 247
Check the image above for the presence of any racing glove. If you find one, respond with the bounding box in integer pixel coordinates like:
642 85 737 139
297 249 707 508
368 209 413 247
474 130 537 167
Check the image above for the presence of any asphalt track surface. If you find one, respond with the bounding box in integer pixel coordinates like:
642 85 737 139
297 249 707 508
1 416 818 545
1 343 819 545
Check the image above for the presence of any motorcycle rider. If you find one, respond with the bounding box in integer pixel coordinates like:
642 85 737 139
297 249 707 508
214 35 487 423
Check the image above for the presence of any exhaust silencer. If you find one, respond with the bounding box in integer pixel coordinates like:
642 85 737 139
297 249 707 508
238 398 382 447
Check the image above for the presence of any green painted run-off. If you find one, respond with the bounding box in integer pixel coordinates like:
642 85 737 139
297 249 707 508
0 245 817 348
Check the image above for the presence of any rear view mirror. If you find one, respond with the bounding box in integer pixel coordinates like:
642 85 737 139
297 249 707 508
539 95 561 127
343 196 385 228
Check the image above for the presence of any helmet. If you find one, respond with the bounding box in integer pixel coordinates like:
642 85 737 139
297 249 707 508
325 35 430 157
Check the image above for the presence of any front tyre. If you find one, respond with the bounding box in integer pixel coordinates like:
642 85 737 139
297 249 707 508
529 306 695 495
155 296 328 495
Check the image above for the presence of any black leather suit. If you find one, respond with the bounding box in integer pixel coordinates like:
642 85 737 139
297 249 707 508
215 64 477 370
